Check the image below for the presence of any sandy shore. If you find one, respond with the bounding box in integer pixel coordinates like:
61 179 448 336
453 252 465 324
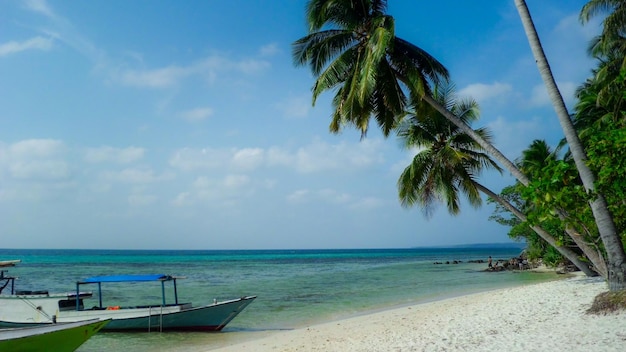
209 274 625 351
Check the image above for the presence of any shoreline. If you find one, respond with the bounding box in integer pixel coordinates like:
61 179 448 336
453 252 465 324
207 274 625 351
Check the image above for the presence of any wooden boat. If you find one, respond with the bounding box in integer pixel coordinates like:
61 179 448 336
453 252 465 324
0 319 109 352
0 269 256 332
0 260 21 267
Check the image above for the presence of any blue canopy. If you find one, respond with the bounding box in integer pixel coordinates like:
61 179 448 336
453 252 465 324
79 274 172 283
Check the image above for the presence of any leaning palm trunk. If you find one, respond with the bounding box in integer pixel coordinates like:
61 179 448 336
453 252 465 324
475 183 597 277
564 226 608 278
556 208 608 277
515 0 626 290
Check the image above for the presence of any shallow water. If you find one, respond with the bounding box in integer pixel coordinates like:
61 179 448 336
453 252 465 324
0 248 558 351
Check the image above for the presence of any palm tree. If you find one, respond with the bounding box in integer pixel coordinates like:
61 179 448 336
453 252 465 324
396 83 500 215
574 72 612 137
514 0 625 290
292 0 448 137
293 0 529 183
580 1 626 119
580 0 626 57
397 84 596 275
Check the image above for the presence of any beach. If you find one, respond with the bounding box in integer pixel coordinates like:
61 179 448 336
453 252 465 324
209 274 625 352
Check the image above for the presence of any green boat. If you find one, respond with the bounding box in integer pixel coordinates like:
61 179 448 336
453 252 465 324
0 319 109 352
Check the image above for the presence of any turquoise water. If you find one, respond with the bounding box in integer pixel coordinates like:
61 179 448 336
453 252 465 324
0 248 558 351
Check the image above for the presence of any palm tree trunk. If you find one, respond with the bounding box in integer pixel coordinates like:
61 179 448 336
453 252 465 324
475 182 597 277
554 208 608 277
514 0 626 290
564 226 608 278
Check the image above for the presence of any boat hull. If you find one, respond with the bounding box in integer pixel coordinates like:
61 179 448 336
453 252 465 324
0 319 109 352
0 295 256 332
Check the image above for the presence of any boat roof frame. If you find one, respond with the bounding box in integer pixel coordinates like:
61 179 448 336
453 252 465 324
76 274 181 310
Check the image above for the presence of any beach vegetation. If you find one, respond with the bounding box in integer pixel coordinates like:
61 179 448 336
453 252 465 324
515 0 626 290
587 289 626 314
489 190 568 268
488 142 608 274
294 0 626 290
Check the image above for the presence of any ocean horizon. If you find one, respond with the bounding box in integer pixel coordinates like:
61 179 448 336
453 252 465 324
0 245 555 352
0 241 527 251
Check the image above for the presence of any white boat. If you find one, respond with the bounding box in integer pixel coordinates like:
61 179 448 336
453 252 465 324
0 319 109 352
0 269 256 332
0 260 21 267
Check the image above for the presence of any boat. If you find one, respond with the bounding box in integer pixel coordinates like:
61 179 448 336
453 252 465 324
0 260 21 268
0 319 109 352
0 267 256 332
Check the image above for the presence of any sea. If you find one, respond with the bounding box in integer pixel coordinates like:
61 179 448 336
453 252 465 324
0 247 560 351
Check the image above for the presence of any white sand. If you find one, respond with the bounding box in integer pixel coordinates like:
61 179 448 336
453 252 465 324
209 275 626 351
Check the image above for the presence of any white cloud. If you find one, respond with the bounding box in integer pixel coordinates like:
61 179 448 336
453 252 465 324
173 174 255 206
286 188 383 210
554 13 599 45
293 138 385 173
29 3 108 68
318 188 351 204
389 147 422 175
259 43 279 57
169 138 386 174
128 193 157 206
119 65 191 88
266 147 294 166
487 115 551 158
232 148 264 171
0 140 69 182
169 147 232 172
223 174 250 188
349 196 384 210
117 55 270 88
101 167 164 184
179 107 214 122
558 82 579 108
171 192 191 207
458 82 512 104
23 0 55 18
84 146 145 164
9 160 69 180
0 37 53 57
286 189 310 203
529 84 550 107
192 176 211 189
9 139 65 158
275 96 310 118
235 58 270 74
541 12 598 88
0 139 69 180
528 81 578 108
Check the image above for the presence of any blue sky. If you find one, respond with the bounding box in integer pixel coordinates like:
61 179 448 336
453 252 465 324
0 0 601 249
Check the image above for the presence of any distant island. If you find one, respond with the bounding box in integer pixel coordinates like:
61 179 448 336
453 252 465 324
416 242 526 250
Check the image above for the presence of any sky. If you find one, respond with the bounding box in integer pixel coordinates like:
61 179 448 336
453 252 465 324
0 0 603 250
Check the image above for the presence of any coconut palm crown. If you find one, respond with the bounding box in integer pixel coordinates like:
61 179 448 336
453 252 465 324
292 0 449 137
397 82 502 217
